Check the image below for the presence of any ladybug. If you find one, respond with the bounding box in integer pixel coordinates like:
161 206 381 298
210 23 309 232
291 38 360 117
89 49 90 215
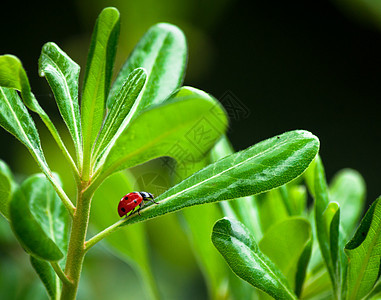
118 191 158 217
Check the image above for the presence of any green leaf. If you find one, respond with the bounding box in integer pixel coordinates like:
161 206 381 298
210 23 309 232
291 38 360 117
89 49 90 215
210 135 262 240
91 171 159 300
344 197 381 300
295 239 312 297
259 217 312 291
0 54 38 110
9 174 69 261
30 256 59 299
329 169 366 236
96 86 227 181
39 42 82 158
118 130 319 226
182 204 228 298
108 22 187 110
313 156 341 295
255 188 290 234
92 68 147 164
0 55 79 180
212 218 298 300
287 184 308 216
0 87 51 177
178 156 229 299
81 7 120 175
0 160 16 220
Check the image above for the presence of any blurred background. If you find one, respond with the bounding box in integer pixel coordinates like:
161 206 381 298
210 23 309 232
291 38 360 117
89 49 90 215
0 0 381 299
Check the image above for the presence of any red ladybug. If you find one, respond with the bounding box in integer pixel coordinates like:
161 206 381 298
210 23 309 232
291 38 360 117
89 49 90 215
118 191 158 217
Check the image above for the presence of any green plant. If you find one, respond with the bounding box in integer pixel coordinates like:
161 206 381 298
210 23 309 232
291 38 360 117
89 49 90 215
0 7 320 300
207 135 381 300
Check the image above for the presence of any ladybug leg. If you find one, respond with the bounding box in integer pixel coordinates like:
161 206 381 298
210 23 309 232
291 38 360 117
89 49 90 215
147 199 159 205
137 201 145 216
146 195 159 205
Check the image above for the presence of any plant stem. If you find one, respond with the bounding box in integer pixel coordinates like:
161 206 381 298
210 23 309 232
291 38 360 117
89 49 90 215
84 218 126 252
60 182 92 300
51 262 72 286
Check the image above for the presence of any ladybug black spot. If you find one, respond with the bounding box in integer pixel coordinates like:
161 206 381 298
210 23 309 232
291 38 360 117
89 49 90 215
124 196 128 200
134 200 137 203
121 207 126 212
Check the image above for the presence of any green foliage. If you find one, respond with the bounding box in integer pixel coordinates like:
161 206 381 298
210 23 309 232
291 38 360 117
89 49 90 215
107 22 187 110
345 197 381 299
0 159 16 220
212 218 298 300
81 7 120 173
1 5 376 300
96 86 228 182
39 42 82 160
115 130 319 227
258 218 312 291
9 174 69 261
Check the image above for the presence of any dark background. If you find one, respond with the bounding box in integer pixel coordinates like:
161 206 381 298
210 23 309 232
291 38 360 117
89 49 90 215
1 0 380 204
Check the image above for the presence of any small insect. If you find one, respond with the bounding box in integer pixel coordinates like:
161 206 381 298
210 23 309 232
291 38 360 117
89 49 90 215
118 191 158 217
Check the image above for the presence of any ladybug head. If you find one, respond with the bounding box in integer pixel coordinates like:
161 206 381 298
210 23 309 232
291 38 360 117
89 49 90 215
118 200 128 217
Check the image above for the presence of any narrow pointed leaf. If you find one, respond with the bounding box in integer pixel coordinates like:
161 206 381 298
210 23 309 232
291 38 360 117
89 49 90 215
97 87 227 180
312 156 341 294
108 22 187 110
329 169 366 236
295 239 312 297
212 218 298 300
30 256 59 299
81 7 120 168
0 160 16 220
39 42 82 157
92 67 147 162
117 130 319 226
259 217 312 290
9 174 69 261
345 197 381 300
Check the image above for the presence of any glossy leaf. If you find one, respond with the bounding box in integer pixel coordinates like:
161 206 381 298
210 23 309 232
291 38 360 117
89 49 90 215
210 135 262 240
344 197 381 300
259 217 312 291
30 256 59 299
91 171 159 300
81 7 120 172
97 87 227 181
108 22 187 110
0 160 16 220
39 42 82 157
92 68 147 163
329 169 366 236
212 218 298 299
0 55 79 178
0 87 50 176
118 130 319 226
9 174 69 261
